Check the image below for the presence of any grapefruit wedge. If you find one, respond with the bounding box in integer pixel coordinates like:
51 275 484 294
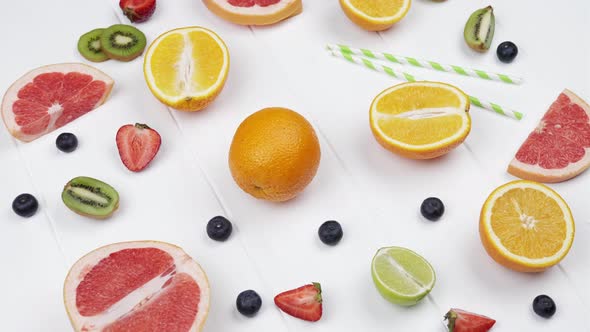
202 0 302 26
64 241 210 332
508 89 590 183
2 63 113 142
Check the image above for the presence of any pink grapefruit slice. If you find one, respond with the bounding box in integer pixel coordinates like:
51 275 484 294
202 0 302 26
508 89 590 183
2 63 113 142
64 241 210 332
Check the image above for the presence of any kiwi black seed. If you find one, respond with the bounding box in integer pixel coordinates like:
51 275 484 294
77 28 109 62
62 176 119 219
100 24 147 62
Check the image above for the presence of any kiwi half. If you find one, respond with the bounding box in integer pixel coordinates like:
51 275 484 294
77 28 109 62
62 176 119 219
100 24 147 61
464 6 495 52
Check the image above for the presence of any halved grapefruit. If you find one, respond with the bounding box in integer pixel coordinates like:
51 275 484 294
64 241 210 332
2 63 113 142
508 89 590 183
202 0 302 26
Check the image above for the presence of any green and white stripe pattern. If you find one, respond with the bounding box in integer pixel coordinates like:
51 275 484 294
327 44 523 85
328 49 524 120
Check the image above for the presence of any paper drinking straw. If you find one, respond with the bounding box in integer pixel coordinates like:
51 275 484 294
327 49 524 120
326 44 523 85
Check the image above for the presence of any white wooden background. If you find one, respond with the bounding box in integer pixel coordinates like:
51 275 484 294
1 0 589 331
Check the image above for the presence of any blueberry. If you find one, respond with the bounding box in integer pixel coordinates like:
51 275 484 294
12 193 39 218
496 41 518 63
56 133 78 153
533 295 556 318
236 290 262 317
206 216 232 241
420 197 445 221
318 220 343 245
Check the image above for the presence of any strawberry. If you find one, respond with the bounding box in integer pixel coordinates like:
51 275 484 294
445 308 496 332
274 283 323 322
116 123 161 172
119 0 156 23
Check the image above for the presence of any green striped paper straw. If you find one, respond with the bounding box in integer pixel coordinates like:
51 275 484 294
327 44 523 85
328 49 524 120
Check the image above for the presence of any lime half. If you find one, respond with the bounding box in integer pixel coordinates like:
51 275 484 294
371 246 436 306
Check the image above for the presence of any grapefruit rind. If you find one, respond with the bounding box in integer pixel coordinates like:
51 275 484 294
64 241 210 332
508 89 590 183
479 180 575 273
202 0 302 26
143 27 229 112
369 81 471 159
1 63 113 142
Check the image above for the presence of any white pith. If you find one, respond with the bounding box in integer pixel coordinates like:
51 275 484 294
478 11 492 42
342 0 410 22
63 241 210 332
509 89 590 182
114 34 133 45
372 247 435 297
1 63 113 142
144 27 229 103
212 0 296 15
68 187 109 206
370 82 470 150
482 182 575 266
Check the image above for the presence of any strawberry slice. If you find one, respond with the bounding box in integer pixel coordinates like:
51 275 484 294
119 0 157 23
116 123 161 172
445 308 496 332
274 283 322 322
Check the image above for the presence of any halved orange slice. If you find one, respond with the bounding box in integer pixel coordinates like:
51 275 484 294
339 0 411 31
369 81 471 159
479 180 575 272
143 27 229 112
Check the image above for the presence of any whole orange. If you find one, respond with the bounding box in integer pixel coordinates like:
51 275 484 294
229 107 321 202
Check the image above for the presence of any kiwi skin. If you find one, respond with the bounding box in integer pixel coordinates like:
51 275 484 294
100 24 147 62
77 28 109 62
62 176 119 219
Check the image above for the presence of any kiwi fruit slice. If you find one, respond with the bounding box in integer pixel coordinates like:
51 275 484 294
77 28 109 62
62 176 119 219
464 6 495 52
100 24 147 61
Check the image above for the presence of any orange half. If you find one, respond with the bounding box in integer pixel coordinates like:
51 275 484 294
369 81 471 159
339 0 411 31
479 180 575 272
144 27 229 111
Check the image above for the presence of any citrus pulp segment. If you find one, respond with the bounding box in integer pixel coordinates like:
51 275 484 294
1 63 113 142
371 247 436 306
508 89 590 183
64 241 210 332
479 180 575 272
202 0 303 26
369 81 471 159
144 27 229 111
339 0 411 31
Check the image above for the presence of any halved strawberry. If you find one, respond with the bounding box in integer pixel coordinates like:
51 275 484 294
445 308 496 332
274 283 322 322
119 0 156 23
116 123 161 172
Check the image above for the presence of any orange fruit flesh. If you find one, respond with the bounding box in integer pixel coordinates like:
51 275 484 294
190 31 225 90
374 85 466 145
489 188 567 259
149 31 225 98
348 0 408 17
